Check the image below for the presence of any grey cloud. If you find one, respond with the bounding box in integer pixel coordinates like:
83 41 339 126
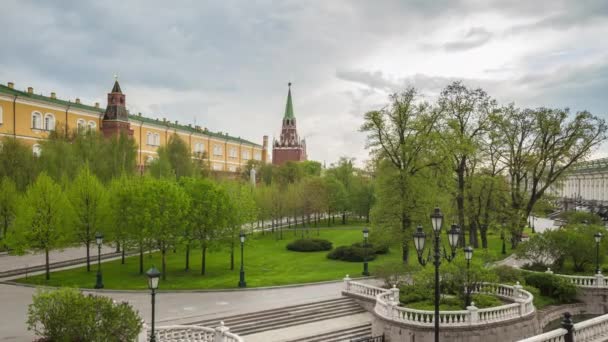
444 27 493 51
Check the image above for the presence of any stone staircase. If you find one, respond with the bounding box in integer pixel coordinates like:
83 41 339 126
186 297 367 337
284 322 372 342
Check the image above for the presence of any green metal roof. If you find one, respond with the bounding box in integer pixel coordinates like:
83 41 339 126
0 83 261 147
284 83 295 120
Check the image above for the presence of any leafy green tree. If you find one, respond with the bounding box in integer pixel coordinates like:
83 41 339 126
323 176 346 226
68 165 107 272
8 172 74 280
275 161 303 185
350 174 374 223
299 160 322 177
0 137 39 190
182 177 229 275
0 177 18 243
146 178 189 280
124 177 154 274
360 89 443 263
493 106 607 246
224 181 257 269
105 175 138 264
98 132 138 180
327 157 355 224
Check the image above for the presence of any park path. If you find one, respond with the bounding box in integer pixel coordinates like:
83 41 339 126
0 245 117 273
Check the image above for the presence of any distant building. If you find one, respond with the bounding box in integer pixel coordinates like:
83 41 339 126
0 79 268 172
272 83 307 165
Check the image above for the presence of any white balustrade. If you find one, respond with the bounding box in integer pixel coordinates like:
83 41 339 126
343 278 535 328
142 323 244 342
517 328 567 342
572 313 608 341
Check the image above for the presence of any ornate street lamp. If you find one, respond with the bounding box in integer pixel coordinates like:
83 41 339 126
595 232 603 274
94 232 104 289
238 231 247 288
464 246 474 307
412 208 460 342
362 227 370 276
146 267 161 342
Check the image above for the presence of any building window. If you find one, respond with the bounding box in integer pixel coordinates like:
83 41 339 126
213 144 223 156
254 151 261 160
0 106 3 125
146 132 154 145
229 147 237 158
88 121 97 131
154 133 160 146
242 150 250 160
194 142 205 154
44 114 55 131
213 163 223 171
32 112 42 129
228 165 237 172
32 144 41 157
77 119 86 133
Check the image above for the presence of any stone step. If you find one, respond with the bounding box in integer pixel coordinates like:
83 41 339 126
187 297 365 336
285 322 372 342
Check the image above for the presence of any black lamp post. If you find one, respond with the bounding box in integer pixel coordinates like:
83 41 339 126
412 207 460 342
595 232 603 274
464 246 473 307
94 232 104 289
362 227 370 276
146 266 161 342
238 231 247 288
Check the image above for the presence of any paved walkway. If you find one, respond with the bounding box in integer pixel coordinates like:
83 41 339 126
0 245 117 273
0 278 379 341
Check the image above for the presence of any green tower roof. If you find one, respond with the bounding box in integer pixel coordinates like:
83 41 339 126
284 82 295 120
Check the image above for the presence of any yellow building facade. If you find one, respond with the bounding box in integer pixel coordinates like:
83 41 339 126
0 81 268 172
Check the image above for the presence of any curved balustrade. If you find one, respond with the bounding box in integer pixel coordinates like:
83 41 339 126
344 278 535 328
517 328 567 342
517 313 608 342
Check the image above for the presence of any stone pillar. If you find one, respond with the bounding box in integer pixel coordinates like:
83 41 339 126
595 273 605 288
467 302 479 325
137 321 148 342
344 274 351 292
214 322 230 342
390 284 400 304
513 281 523 298
546 268 553 275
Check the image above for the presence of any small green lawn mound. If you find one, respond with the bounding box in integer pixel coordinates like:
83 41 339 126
286 238 333 252
327 245 376 262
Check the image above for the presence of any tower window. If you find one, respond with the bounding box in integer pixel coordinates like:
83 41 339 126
32 112 42 129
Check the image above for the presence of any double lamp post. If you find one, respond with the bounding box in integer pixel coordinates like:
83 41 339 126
412 207 473 342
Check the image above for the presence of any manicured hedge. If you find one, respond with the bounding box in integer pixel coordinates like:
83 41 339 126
327 245 377 262
522 271 578 303
286 238 333 252
351 242 390 254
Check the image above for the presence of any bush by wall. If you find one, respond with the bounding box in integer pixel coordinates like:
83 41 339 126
27 288 142 341
522 271 578 303
286 238 333 252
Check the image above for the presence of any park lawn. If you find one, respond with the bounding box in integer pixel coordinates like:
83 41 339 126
16 226 402 290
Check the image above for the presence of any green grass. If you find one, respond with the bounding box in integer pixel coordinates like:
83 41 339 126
17 225 402 290
16 223 513 290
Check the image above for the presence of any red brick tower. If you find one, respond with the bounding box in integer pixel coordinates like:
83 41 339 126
272 83 307 165
101 78 133 137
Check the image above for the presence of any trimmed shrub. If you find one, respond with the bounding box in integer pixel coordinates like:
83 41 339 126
521 262 550 272
27 288 142 341
471 294 503 308
523 272 578 303
287 238 332 252
351 242 390 254
493 265 524 284
327 245 377 262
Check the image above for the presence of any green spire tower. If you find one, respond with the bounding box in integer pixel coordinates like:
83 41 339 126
284 82 295 120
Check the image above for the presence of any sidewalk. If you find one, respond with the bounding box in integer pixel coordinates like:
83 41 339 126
0 245 117 273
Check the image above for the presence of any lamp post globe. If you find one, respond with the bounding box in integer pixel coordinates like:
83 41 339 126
94 232 104 289
239 231 247 288
430 207 443 233
362 227 370 276
146 267 161 342
595 232 603 274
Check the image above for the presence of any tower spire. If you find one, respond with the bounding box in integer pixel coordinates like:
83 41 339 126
284 82 295 120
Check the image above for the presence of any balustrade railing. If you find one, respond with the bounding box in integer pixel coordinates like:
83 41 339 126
138 322 244 342
343 277 535 328
542 269 608 288
518 313 608 342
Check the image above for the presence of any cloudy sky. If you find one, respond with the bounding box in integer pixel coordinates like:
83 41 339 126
2 0 608 165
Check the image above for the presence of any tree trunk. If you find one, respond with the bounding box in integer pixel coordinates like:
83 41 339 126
457 157 467 247
185 243 190 271
401 213 410 264
161 247 167 281
201 246 207 275
230 241 235 270
327 211 331 226
480 225 488 249
139 245 144 275
121 247 125 265
342 212 346 224
86 241 91 272
45 247 50 280
115 241 120 253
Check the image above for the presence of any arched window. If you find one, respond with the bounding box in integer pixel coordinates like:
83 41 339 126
0 105 3 125
77 119 86 134
146 132 153 145
44 114 55 131
154 133 160 146
32 144 41 157
88 121 97 131
32 112 42 129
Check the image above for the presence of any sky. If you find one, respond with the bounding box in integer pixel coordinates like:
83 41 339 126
1 0 608 166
